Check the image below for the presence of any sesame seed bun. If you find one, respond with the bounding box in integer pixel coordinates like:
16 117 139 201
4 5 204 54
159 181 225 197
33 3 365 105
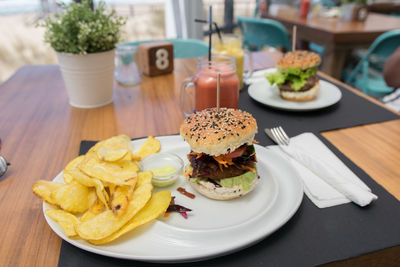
277 50 321 70
188 174 259 200
180 108 258 156
280 82 320 102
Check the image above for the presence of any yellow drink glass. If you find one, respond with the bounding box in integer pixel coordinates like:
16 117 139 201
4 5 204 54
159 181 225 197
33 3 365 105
213 35 245 89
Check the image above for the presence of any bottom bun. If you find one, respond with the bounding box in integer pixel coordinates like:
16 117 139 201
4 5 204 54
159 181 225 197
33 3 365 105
188 175 259 200
280 82 320 102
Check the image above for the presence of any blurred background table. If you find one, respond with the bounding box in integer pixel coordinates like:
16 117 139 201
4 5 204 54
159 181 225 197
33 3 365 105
262 12 400 79
0 51 399 266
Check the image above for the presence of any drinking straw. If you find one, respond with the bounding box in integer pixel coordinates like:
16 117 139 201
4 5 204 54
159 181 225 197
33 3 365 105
292 25 297 52
208 6 212 61
194 19 223 44
217 72 221 110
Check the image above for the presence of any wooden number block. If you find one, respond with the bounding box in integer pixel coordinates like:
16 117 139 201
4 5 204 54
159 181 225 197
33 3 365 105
138 41 174 76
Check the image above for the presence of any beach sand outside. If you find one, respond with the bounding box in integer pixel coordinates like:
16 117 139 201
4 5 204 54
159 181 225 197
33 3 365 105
0 0 255 83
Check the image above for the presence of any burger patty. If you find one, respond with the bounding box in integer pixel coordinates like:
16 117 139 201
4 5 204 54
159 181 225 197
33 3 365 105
188 145 256 180
191 161 247 179
280 76 318 92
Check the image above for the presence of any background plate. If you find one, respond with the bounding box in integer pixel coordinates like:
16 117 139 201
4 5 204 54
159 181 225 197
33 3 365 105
248 77 342 111
44 135 303 262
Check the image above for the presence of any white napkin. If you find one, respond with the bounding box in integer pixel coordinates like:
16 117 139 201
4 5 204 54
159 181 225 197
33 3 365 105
267 133 378 208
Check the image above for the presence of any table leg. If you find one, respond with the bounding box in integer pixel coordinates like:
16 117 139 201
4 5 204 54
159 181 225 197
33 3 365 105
321 45 349 79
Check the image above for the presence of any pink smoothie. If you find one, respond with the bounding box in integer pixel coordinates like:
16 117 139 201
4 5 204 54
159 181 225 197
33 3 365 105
194 65 239 111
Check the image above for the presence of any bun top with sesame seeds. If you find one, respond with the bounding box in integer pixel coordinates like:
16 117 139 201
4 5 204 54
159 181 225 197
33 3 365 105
180 108 258 156
277 50 321 70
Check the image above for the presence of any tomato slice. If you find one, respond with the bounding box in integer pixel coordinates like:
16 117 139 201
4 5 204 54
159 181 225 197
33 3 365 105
224 146 246 158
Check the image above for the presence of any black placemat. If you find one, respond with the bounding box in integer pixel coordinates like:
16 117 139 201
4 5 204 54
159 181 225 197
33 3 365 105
240 78 399 145
59 80 400 267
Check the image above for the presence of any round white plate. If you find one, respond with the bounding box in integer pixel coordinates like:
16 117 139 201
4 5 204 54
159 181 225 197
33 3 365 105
248 70 342 111
44 135 303 263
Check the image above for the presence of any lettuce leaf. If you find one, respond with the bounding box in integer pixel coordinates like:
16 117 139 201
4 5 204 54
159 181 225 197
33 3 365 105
265 67 317 91
189 170 257 193
265 71 286 87
216 171 257 192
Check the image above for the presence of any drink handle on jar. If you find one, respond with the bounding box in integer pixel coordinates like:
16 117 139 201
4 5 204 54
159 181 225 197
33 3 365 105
243 45 254 83
181 76 195 117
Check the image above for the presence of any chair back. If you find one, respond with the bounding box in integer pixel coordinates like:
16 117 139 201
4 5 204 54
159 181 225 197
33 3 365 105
365 30 400 59
118 38 209 58
345 30 400 94
237 16 290 51
320 0 335 7
167 39 209 58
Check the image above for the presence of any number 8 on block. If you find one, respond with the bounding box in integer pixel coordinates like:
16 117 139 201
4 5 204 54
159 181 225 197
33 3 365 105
155 48 169 70
138 42 174 76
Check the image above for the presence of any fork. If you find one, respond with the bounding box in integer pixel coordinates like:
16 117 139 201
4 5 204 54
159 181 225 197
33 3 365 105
265 126 326 170
265 126 290 146
264 126 377 207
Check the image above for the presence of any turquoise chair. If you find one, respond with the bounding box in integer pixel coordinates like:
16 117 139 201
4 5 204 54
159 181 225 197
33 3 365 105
118 38 209 58
320 0 335 7
252 3 326 56
345 30 400 95
237 16 290 51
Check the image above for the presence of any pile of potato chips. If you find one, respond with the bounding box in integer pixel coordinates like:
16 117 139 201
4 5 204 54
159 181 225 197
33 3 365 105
32 135 171 245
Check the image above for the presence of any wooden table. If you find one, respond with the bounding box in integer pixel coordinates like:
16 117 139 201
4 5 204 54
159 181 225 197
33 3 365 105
262 12 400 79
0 52 399 266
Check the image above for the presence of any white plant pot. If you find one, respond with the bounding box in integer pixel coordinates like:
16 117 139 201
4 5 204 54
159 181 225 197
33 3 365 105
57 49 115 108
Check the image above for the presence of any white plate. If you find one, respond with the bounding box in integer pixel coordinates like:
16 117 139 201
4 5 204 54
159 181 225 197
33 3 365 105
43 135 303 263
248 70 342 111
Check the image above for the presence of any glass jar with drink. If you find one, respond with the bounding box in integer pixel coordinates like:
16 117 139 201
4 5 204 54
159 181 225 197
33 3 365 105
181 55 239 116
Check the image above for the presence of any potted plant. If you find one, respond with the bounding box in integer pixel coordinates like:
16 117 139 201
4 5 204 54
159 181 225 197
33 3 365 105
42 0 126 108
341 0 369 22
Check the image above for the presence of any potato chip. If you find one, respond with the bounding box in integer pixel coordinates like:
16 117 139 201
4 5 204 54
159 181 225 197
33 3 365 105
87 188 97 208
88 140 105 154
51 183 89 213
46 209 80 237
32 180 65 206
90 198 106 214
97 147 128 162
80 198 105 222
62 173 74 184
67 169 109 209
130 153 141 161
32 134 172 245
96 135 131 162
111 185 135 216
91 190 171 245
108 183 116 195
135 136 161 159
115 151 139 165
65 155 84 170
79 157 138 185
76 171 153 240
63 156 85 184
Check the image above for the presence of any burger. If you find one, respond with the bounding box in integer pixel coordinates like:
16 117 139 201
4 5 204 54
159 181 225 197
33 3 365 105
180 108 258 200
265 50 321 102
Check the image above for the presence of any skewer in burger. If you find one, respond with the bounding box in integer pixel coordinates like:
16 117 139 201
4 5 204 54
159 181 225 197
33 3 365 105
265 50 321 102
180 108 258 200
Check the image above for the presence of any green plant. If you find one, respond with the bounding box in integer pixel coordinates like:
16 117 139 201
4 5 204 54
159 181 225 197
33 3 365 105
341 0 367 4
42 0 126 54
